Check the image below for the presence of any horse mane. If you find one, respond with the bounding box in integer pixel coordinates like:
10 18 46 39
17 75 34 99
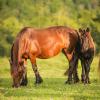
11 31 23 66
15 27 31 64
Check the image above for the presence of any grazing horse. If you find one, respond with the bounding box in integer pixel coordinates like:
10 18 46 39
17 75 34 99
9 26 81 88
78 28 95 84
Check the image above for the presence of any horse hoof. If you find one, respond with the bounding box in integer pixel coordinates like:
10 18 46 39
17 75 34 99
35 78 43 84
74 79 80 83
88 81 91 84
81 80 84 83
81 77 90 84
65 80 72 84
84 80 91 84
20 78 28 86
20 81 28 86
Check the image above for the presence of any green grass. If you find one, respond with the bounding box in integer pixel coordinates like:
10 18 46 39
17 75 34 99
0 54 100 100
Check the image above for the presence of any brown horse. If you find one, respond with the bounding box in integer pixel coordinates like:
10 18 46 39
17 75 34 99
78 28 95 84
10 26 81 87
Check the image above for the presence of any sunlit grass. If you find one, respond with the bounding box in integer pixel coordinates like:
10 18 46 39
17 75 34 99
0 54 100 100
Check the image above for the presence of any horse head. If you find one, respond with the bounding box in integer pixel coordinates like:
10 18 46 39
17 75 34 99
9 43 25 88
78 27 95 59
78 27 95 83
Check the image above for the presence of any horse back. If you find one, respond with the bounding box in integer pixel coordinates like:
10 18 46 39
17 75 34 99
15 26 78 59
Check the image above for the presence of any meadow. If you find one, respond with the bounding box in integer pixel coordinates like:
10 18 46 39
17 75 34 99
0 53 100 100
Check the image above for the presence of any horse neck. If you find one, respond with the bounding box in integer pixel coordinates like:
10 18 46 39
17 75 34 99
12 39 22 66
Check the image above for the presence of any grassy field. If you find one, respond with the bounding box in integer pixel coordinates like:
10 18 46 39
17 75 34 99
0 53 100 100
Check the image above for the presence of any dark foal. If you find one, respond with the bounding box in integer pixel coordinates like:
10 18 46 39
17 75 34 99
79 28 95 84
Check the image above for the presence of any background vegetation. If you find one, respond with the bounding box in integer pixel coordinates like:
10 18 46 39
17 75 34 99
0 0 100 57
0 0 100 100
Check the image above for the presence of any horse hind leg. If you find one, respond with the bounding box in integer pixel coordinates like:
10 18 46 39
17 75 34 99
66 54 79 84
30 56 43 84
73 59 80 83
64 61 79 84
62 49 75 84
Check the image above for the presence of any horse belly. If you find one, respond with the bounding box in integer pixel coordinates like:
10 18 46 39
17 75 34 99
38 42 63 59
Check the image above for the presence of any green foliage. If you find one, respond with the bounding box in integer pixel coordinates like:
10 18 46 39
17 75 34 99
0 0 100 56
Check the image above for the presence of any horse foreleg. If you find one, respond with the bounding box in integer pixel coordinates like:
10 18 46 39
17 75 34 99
85 67 90 84
30 56 43 84
80 59 86 83
84 58 93 84
20 73 28 86
62 50 72 83
20 59 28 86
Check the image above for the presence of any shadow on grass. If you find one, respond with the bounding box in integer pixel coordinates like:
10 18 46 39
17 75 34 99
71 95 100 100
0 77 100 99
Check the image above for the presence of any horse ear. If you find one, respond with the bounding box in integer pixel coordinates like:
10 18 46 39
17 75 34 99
86 27 90 32
79 28 83 33
19 61 24 66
